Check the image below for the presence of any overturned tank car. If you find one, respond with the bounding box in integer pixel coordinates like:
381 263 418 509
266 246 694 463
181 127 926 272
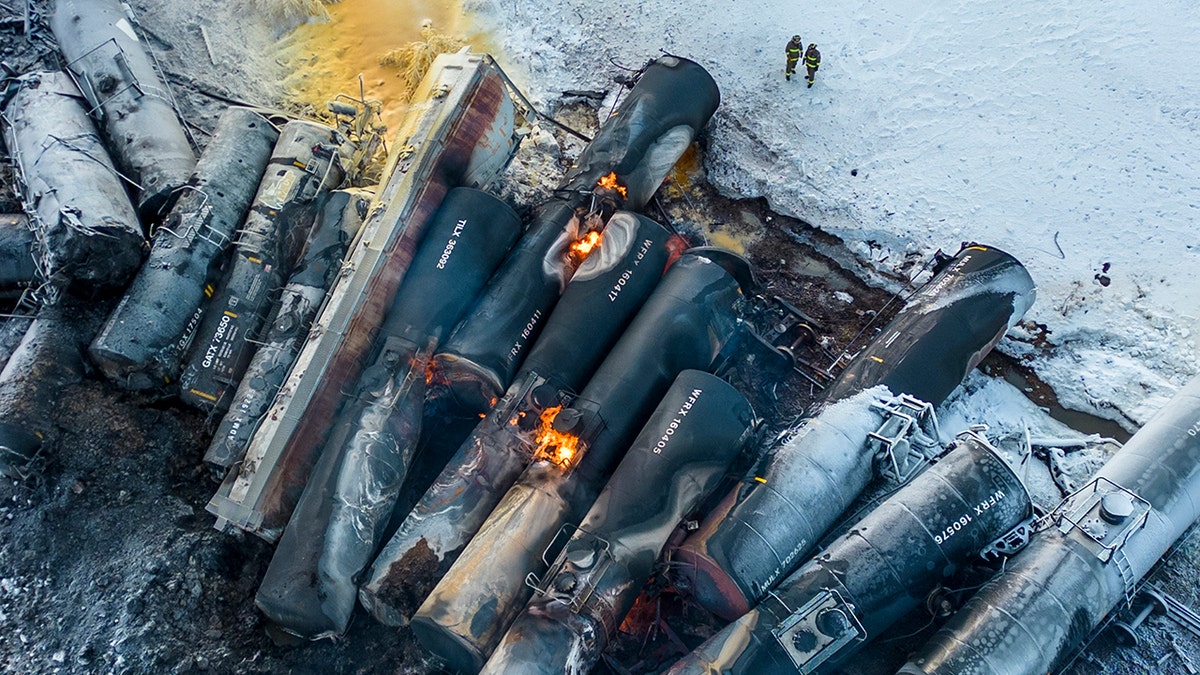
673 245 1036 620
431 54 720 412
205 51 522 542
89 107 279 389
254 187 521 640
359 211 675 626
667 431 1032 674
409 248 752 673
901 374 1200 675
483 369 756 675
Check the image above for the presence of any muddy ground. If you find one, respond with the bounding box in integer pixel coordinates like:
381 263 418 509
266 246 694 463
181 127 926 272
2 2 1199 674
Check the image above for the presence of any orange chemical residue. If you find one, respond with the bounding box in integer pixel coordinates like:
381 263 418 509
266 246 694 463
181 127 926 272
671 143 702 188
276 0 489 131
531 406 580 469
570 230 603 258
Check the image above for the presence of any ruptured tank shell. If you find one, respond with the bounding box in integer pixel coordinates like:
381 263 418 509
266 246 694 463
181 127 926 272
359 211 674 626
668 433 1031 675
674 244 1036 620
206 52 519 542
900 374 1200 675
483 370 756 675
410 248 750 673
89 107 279 389
558 55 720 210
2 71 144 290
51 0 197 217
204 189 372 468
255 187 521 640
178 120 349 413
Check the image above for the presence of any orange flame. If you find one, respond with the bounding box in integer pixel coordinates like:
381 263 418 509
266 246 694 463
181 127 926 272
597 172 628 199
570 230 603 258
531 405 580 469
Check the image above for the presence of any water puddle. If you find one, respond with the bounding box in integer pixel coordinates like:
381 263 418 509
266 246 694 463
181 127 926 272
990 355 1133 443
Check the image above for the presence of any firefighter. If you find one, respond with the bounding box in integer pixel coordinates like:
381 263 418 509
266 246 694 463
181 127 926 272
785 35 802 81
805 43 821 88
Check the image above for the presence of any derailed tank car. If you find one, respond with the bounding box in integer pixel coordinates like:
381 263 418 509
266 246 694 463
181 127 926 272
431 200 587 413
206 51 521 542
178 120 350 412
667 431 1031 675
409 248 752 673
204 189 373 468
51 0 197 217
2 72 145 291
254 188 520 640
0 214 36 300
0 304 90 479
483 369 756 675
359 211 674 626
673 245 1036 620
89 107 279 389
901 374 1200 675
432 54 721 415
558 55 720 211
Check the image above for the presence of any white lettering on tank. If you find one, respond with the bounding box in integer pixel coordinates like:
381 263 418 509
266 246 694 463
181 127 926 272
436 219 468 269
653 388 705 454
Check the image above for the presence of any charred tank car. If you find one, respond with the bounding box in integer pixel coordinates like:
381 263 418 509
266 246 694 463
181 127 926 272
431 54 720 414
205 52 520 543
408 248 752 673
51 0 197 218
178 120 350 413
89 108 279 389
667 431 1031 675
901 374 1200 675
359 211 674 626
673 245 1036 620
254 188 520 640
483 369 756 675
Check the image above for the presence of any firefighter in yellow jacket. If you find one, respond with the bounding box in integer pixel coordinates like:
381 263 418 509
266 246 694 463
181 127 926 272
804 43 821 88
785 35 802 81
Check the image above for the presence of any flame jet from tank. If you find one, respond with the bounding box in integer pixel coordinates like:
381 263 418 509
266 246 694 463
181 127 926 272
89 108 279 389
204 189 374 468
359 211 675 626
254 187 521 640
483 370 756 675
668 431 1032 675
51 0 197 218
409 248 753 673
900 374 1200 675
673 244 1037 621
431 53 720 415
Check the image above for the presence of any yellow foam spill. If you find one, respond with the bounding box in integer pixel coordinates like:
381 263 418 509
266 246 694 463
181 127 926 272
274 0 486 131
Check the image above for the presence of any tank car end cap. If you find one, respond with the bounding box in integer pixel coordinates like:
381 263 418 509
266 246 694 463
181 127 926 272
670 544 752 621
410 614 487 674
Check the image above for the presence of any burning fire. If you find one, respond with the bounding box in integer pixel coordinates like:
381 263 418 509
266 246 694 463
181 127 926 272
597 171 628 199
531 405 580 469
570 230 603 258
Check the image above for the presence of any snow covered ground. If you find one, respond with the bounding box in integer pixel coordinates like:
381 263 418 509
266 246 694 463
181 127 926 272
466 0 1200 431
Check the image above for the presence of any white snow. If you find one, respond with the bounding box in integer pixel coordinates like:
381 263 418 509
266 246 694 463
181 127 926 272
464 0 1200 430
